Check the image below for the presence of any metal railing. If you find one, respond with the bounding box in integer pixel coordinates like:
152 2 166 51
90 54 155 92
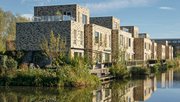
33 15 75 22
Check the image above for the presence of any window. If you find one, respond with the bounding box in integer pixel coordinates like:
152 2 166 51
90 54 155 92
80 31 83 45
145 43 146 49
100 33 102 46
78 12 80 22
105 34 107 47
109 35 111 47
73 30 77 44
105 53 110 62
129 38 131 47
64 11 72 16
82 14 87 24
95 31 99 44
120 35 123 45
113 22 118 29
74 52 78 58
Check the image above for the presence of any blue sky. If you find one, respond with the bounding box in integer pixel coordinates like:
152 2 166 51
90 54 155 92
0 0 179 38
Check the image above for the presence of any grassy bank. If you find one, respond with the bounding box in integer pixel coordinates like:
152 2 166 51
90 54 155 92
0 55 100 87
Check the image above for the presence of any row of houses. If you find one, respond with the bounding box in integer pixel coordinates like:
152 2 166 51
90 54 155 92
14 4 173 72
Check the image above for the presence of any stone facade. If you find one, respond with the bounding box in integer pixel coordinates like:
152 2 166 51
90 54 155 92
120 30 134 60
16 21 85 57
152 42 157 60
90 16 120 30
34 4 90 24
84 24 112 66
112 29 134 61
157 44 166 60
166 45 174 60
134 37 152 61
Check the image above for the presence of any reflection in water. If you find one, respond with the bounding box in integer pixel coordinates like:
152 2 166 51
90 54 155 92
158 69 173 88
0 69 175 102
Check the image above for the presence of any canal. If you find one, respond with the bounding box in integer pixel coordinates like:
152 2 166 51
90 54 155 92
0 69 179 102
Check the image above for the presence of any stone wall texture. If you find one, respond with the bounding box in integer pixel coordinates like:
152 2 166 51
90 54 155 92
90 16 120 30
84 24 112 64
152 42 157 60
16 21 84 56
134 38 152 61
157 44 166 60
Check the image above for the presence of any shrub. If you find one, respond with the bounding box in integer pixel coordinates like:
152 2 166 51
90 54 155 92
130 67 150 76
5 58 17 70
0 69 59 87
109 62 129 79
57 58 100 87
150 63 160 73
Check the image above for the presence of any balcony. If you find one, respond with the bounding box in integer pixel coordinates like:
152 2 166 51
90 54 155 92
33 15 75 22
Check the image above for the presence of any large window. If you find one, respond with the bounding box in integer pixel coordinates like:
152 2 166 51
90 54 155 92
64 11 72 16
120 35 123 45
105 34 107 47
105 53 110 62
129 38 131 47
100 33 102 46
73 30 77 44
95 31 99 44
80 31 83 45
82 14 87 24
109 35 111 47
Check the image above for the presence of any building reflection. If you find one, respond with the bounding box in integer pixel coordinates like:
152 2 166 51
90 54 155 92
133 76 157 101
92 84 112 102
111 81 136 102
159 69 174 88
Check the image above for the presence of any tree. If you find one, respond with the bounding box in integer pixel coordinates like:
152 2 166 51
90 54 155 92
40 31 67 66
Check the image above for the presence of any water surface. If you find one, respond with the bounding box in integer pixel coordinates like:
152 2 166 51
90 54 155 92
0 69 180 102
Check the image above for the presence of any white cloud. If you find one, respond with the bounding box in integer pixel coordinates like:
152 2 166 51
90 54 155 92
159 6 175 10
21 0 59 6
85 0 156 11
21 14 33 19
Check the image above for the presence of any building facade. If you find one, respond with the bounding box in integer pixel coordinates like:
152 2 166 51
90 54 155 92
84 24 112 68
134 33 152 61
154 39 179 57
16 4 90 58
152 41 157 60
157 44 166 60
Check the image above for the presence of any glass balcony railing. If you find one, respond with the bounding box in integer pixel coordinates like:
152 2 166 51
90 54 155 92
33 15 75 22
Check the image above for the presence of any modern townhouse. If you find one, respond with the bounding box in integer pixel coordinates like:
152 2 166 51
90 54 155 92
90 17 134 62
120 27 134 61
90 16 121 63
154 40 174 60
153 38 179 57
16 4 89 58
151 41 157 60
15 4 174 69
134 33 152 61
84 24 112 75
157 44 166 60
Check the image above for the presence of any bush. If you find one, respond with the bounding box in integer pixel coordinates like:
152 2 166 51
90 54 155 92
109 63 129 79
5 57 18 70
0 69 59 87
130 67 150 76
150 63 160 73
57 58 100 87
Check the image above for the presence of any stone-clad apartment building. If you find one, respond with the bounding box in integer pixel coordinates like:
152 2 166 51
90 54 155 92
134 33 152 61
16 4 174 71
